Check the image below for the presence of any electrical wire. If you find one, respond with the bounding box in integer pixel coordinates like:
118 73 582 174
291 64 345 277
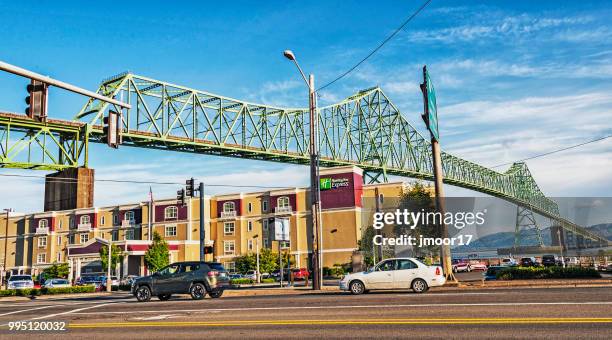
490 134 612 168
316 0 432 92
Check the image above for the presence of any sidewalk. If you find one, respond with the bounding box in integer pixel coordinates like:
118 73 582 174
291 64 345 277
2 278 610 301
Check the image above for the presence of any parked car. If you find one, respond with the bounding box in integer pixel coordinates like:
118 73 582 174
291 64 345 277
120 275 140 286
131 261 230 302
7 275 34 290
243 270 257 280
42 278 71 288
229 273 243 280
339 258 445 294
484 266 506 281
500 258 518 267
541 255 563 267
520 257 540 267
270 269 290 281
469 261 487 271
565 257 580 266
291 268 310 280
99 275 120 287
451 259 471 273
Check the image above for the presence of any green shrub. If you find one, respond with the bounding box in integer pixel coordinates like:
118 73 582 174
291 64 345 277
41 286 96 295
0 290 16 297
496 266 601 280
261 278 275 283
230 278 254 285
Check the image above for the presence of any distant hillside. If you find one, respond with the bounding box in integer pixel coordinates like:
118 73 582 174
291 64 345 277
453 223 612 251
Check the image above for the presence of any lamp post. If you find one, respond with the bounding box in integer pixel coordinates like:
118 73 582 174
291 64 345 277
253 234 260 283
106 239 112 292
283 49 321 290
3 208 12 289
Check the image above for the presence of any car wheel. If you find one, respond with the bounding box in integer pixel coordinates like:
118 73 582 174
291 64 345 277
135 285 151 302
349 280 365 295
411 279 428 294
158 294 171 301
467 266 472 272
190 283 207 300
209 289 223 298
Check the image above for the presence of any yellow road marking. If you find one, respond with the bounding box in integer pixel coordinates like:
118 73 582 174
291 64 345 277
66 318 612 328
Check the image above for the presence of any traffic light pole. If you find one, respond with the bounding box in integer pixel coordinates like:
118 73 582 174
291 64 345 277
199 181 205 262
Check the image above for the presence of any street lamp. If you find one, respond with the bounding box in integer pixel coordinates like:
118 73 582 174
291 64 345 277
253 234 260 283
283 49 322 290
3 208 13 289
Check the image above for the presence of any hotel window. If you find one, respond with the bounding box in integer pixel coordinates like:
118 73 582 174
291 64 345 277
38 236 47 248
80 215 90 225
80 233 89 244
125 229 134 240
58 219 62 229
277 196 290 208
262 200 268 213
223 241 235 255
57 252 61 262
263 238 269 248
247 220 253 232
69 234 75 244
112 230 119 241
223 202 235 212
69 217 74 228
125 211 135 221
113 214 119 225
100 216 105 226
165 206 178 219
165 225 177 237
263 219 269 231
57 235 62 245
281 240 290 249
37 253 46 264
224 222 235 235
38 219 48 229
248 239 254 251
247 202 252 213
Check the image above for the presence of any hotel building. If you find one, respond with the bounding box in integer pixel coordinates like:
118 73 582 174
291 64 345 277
0 166 407 281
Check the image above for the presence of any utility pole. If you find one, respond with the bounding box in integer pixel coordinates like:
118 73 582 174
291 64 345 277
199 181 205 262
3 208 12 289
374 187 383 262
558 228 565 268
106 240 112 292
255 235 260 283
420 66 455 282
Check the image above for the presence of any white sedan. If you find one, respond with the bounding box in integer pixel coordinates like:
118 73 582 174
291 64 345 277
43 278 71 288
340 258 446 294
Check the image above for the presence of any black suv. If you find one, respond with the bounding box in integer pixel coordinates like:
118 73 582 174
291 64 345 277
132 261 230 302
541 255 562 267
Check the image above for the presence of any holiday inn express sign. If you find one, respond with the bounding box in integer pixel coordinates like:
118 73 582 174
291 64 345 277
320 177 350 190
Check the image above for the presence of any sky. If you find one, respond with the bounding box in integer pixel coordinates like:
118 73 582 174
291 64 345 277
0 0 611 215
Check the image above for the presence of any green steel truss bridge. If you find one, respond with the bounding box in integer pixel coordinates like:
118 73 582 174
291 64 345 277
0 72 608 246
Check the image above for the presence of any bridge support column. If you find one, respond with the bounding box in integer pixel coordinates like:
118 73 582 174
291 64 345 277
514 205 544 248
44 167 94 211
550 225 566 251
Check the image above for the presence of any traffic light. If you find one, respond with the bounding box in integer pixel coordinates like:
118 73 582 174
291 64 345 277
25 79 48 121
101 111 122 148
176 188 186 206
203 246 213 255
185 178 196 197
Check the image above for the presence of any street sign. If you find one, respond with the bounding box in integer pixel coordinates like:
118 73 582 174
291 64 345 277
420 66 439 141
274 218 290 241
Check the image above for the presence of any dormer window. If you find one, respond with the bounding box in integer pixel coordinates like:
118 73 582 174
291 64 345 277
277 196 290 208
80 215 90 225
38 219 48 229
165 206 178 219
125 210 135 221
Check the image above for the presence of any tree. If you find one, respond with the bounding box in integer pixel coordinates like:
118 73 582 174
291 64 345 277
234 248 293 274
358 226 377 267
235 253 256 274
144 231 170 272
42 262 69 279
396 182 440 258
99 244 124 273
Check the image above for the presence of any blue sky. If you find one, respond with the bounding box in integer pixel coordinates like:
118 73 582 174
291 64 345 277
1 0 611 213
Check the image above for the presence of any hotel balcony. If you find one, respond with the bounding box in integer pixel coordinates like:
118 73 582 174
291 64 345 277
220 211 237 219
35 227 49 235
77 223 92 232
275 206 292 214
121 219 136 228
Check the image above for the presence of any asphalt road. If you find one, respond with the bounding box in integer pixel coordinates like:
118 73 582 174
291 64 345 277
0 286 610 339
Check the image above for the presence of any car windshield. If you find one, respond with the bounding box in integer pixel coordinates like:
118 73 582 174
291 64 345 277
9 275 31 281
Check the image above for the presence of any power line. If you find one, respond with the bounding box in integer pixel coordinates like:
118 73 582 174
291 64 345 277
490 134 612 169
0 173 291 189
316 0 432 92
